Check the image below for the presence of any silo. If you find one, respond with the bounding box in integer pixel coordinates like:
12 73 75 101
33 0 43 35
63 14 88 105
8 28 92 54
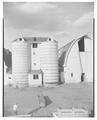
12 38 30 88
40 38 59 86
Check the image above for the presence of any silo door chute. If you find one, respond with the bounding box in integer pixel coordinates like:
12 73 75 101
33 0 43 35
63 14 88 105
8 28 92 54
28 70 43 86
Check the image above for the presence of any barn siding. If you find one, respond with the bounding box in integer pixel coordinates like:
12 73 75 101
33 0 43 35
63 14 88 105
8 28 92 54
64 42 82 83
79 38 93 82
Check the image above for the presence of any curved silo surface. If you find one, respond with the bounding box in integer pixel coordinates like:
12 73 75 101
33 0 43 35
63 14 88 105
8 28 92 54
12 39 30 87
40 40 58 86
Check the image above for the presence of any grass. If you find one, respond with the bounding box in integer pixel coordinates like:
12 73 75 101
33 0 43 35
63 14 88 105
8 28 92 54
4 82 94 117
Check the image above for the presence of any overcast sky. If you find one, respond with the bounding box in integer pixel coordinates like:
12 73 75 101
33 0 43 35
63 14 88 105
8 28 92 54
3 2 94 50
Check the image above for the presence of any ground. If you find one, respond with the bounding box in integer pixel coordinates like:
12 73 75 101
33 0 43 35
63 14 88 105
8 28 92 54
4 82 94 117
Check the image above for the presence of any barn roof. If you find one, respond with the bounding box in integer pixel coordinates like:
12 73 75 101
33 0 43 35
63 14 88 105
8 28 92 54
58 35 91 72
13 37 57 43
58 40 74 71
13 37 48 43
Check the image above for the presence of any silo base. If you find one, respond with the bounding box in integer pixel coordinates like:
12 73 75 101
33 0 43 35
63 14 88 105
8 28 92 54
13 84 28 88
12 81 28 88
44 82 58 87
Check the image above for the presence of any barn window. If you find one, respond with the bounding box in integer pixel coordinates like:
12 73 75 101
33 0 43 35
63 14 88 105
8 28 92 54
32 43 38 48
78 37 85 52
33 74 39 79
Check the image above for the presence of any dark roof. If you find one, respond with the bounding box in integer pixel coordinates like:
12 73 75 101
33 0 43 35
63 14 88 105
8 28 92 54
58 40 74 71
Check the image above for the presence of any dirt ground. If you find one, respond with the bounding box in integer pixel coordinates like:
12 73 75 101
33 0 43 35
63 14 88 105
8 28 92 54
4 82 94 117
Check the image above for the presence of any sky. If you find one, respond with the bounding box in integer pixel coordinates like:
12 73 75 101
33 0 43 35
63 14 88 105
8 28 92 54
3 2 94 50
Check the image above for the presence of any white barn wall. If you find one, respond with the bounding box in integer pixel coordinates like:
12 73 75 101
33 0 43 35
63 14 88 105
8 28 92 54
80 39 93 82
64 42 82 83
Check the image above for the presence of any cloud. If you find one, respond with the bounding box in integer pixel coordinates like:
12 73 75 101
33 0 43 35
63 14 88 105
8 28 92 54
19 3 58 14
4 2 94 50
4 2 70 32
73 12 94 27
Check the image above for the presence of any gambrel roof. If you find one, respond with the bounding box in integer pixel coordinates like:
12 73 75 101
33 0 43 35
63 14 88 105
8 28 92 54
58 35 91 72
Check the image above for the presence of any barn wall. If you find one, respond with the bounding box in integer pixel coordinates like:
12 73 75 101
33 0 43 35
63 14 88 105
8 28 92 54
80 39 93 82
64 42 82 83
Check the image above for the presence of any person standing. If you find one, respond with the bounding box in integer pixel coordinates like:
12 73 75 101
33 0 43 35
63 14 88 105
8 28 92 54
13 103 18 115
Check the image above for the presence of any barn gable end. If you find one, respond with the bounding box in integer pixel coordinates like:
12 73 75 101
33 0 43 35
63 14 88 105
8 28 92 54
58 35 93 83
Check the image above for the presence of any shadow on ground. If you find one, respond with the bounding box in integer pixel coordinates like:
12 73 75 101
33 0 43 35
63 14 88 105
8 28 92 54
27 96 52 116
44 96 52 107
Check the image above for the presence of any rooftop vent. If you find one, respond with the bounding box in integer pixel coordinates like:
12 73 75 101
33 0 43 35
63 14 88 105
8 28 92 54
18 34 25 42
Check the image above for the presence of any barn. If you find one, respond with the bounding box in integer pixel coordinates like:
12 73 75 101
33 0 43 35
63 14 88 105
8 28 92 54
4 35 93 87
58 35 93 83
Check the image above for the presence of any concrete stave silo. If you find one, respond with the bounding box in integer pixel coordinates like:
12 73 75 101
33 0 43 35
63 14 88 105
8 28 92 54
12 38 30 88
40 39 59 86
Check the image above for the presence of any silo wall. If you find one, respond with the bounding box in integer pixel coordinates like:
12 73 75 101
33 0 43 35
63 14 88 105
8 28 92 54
12 41 30 88
40 40 59 86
